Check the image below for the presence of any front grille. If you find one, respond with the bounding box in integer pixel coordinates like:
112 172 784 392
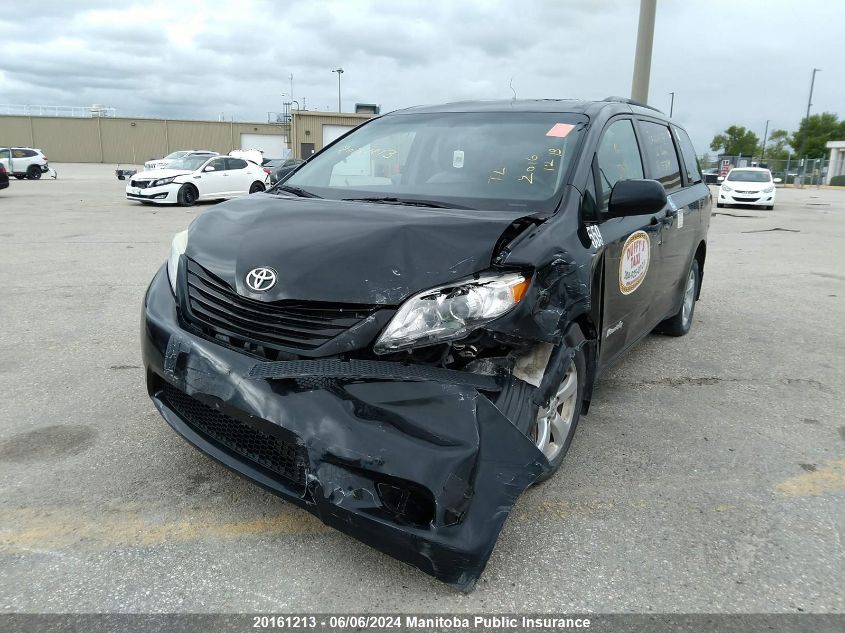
130 179 150 189
182 258 378 351
161 383 308 489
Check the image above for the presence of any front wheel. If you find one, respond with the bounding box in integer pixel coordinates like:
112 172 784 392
176 184 198 206
249 181 265 194
26 165 42 180
656 258 700 336
531 347 586 483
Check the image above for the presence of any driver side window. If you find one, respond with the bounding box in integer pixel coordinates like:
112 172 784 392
596 119 644 213
206 157 227 171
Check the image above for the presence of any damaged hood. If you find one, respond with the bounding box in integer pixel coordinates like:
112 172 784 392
133 168 192 180
186 194 531 304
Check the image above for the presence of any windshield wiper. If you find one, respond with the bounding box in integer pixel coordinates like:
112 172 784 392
275 184 321 198
342 196 469 209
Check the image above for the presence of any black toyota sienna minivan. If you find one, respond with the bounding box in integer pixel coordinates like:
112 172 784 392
142 97 711 590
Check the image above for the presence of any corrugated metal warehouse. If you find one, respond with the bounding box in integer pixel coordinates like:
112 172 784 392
0 111 373 163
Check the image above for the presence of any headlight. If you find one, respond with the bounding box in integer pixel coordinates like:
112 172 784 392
721 185 732 192
373 273 530 353
167 230 188 294
763 186 774 193
152 176 176 187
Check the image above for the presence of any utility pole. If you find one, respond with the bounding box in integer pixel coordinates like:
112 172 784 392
760 119 770 159
630 0 657 103
797 68 821 186
669 92 674 117
333 68 344 112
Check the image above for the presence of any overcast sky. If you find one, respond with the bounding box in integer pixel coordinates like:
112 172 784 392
1 0 842 154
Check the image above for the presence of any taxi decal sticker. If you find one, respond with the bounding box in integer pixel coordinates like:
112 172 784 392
619 230 650 295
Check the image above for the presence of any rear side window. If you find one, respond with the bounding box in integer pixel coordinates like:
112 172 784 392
673 126 702 184
596 119 644 212
638 121 682 192
226 158 248 170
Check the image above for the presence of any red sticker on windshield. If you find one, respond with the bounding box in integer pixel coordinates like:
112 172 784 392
546 123 575 138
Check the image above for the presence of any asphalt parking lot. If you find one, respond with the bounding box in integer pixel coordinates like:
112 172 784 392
1 163 843 613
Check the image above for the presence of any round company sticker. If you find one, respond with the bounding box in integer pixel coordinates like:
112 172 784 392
619 230 651 295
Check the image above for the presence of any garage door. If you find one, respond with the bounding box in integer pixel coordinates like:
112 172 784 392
322 124 355 147
240 133 289 159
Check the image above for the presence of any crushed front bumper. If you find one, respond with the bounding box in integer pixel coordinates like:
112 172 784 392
141 266 549 589
126 184 179 204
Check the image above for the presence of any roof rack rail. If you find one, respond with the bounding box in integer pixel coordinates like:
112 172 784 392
602 96 664 114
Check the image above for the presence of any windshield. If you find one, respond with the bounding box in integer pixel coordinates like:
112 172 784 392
164 151 189 160
727 169 771 182
167 156 209 171
284 112 587 212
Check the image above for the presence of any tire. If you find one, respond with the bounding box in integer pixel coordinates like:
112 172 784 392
26 165 42 180
530 346 586 483
766 205 774 210
716 202 723 208
656 258 700 337
176 184 198 207
249 181 265 194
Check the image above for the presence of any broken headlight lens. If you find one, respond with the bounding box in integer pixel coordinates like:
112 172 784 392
374 273 530 353
167 229 188 294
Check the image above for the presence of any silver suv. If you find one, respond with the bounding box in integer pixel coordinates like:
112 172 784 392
0 147 49 180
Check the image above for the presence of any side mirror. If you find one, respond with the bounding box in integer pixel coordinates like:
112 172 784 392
773 177 782 183
717 176 725 181
204 165 216 172
607 179 667 219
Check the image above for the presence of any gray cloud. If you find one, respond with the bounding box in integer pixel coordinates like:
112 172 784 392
0 0 842 153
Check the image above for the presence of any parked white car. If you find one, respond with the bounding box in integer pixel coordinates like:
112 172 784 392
144 150 217 171
0 147 50 179
717 167 780 210
126 155 268 206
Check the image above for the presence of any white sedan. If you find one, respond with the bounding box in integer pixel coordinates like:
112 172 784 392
717 167 780 210
144 150 217 171
126 155 268 206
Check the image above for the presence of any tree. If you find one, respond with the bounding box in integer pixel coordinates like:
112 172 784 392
788 112 845 159
763 129 791 160
698 152 713 169
710 126 760 156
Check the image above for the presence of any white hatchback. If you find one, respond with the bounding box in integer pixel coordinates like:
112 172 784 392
126 155 268 206
717 167 780 210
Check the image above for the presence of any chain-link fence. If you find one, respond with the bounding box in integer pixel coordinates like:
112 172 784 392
702 155 830 186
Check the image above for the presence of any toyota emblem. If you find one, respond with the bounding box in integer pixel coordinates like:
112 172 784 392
245 267 277 292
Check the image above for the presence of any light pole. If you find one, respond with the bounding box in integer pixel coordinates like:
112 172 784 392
630 0 657 103
797 68 821 185
760 119 770 159
332 68 344 112
669 92 675 117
